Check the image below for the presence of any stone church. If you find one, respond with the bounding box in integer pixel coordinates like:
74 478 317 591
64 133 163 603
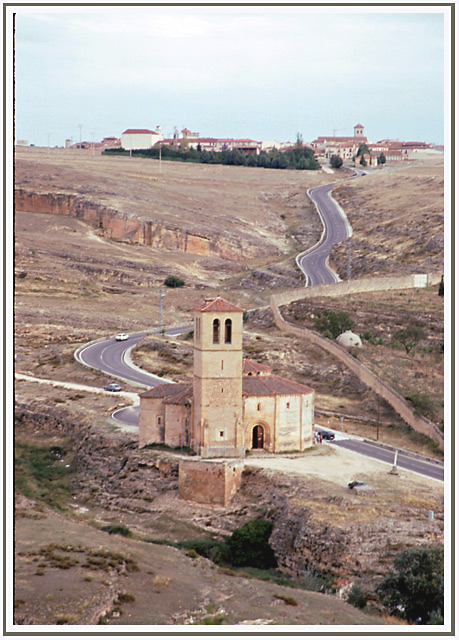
138 296 315 457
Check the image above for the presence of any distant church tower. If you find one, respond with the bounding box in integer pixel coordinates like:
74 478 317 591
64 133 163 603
192 296 245 458
354 123 365 138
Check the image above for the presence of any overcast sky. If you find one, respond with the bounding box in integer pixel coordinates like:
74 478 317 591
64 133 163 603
12 6 448 147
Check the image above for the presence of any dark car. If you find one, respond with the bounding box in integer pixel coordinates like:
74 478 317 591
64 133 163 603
104 383 122 392
315 429 335 441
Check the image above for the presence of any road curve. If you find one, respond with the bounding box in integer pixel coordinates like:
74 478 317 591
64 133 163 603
296 181 353 286
74 324 193 389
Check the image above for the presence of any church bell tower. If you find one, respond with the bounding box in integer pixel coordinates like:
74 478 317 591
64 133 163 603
192 296 245 458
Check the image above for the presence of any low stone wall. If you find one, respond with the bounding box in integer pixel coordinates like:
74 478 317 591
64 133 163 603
14 188 256 261
270 274 444 451
272 273 442 307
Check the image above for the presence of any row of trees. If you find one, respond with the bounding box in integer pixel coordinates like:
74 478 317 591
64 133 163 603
104 140 320 171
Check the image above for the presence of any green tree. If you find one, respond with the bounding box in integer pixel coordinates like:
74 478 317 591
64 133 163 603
376 545 443 624
226 519 277 569
313 309 354 339
330 154 343 169
359 155 367 167
356 142 370 157
377 153 386 166
394 325 426 354
164 275 185 288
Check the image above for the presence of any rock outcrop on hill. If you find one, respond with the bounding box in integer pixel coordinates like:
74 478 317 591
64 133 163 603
15 189 264 261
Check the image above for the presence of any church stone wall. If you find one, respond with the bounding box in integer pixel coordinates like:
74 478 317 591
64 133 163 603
275 394 304 452
164 404 191 448
244 396 276 452
138 397 165 447
301 395 315 450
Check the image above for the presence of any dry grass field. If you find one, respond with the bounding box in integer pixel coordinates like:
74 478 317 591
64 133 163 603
331 160 444 279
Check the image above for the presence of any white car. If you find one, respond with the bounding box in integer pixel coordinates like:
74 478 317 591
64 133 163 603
115 333 130 342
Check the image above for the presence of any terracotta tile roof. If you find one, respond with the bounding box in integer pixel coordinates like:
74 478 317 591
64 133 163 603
354 123 364 128
122 129 157 135
140 373 312 403
242 359 272 375
242 374 313 397
139 382 192 404
195 296 244 313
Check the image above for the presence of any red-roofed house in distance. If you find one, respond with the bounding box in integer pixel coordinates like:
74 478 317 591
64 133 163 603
121 126 164 150
139 296 315 458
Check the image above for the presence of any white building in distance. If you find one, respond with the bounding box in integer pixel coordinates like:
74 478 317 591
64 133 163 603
121 127 163 150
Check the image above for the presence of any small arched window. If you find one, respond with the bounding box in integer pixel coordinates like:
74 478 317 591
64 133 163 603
225 318 232 344
213 318 220 344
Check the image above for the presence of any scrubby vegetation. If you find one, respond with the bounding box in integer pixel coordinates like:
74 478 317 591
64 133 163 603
15 439 74 510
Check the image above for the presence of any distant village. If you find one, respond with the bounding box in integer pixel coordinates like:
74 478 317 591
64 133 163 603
16 123 442 166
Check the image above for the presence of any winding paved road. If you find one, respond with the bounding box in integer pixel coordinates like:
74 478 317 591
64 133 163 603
296 181 353 286
75 325 192 389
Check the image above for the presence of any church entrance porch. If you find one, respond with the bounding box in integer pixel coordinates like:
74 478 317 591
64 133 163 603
252 425 264 449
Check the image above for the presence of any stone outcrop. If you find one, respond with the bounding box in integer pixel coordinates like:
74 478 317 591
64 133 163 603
14 189 263 261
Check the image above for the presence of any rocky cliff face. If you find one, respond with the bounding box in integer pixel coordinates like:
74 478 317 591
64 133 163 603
14 189 262 261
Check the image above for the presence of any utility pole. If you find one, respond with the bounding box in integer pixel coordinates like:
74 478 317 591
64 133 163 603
90 131 95 156
347 237 352 280
159 288 164 332
159 145 162 173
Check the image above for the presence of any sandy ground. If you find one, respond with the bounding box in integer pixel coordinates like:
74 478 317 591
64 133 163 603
245 442 441 490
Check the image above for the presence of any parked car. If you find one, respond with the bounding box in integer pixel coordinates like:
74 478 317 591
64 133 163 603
104 383 122 392
115 333 130 341
315 429 335 441
348 480 366 489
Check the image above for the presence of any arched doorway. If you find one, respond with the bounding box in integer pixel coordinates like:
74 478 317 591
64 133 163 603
252 425 264 449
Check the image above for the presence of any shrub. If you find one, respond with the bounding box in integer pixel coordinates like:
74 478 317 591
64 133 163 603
101 524 132 537
405 392 434 417
394 325 426 354
164 275 185 288
330 155 343 169
178 539 231 565
274 593 298 606
226 519 277 569
346 583 368 609
376 545 443 624
117 593 136 603
313 309 354 340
